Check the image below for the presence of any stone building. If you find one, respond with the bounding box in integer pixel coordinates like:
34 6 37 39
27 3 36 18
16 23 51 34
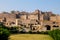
0 10 60 32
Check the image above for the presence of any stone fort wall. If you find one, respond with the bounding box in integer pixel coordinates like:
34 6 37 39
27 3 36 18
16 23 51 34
0 10 60 32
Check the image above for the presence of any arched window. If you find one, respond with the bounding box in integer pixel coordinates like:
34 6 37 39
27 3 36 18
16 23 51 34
45 25 51 30
53 22 55 24
53 25 59 27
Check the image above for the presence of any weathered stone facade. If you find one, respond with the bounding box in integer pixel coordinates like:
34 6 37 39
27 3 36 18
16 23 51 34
0 10 60 32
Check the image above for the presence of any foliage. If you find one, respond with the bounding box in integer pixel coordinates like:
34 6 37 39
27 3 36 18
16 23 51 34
0 22 10 40
48 29 60 40
0 28 10 40
10 26 19 33
11 10 16 13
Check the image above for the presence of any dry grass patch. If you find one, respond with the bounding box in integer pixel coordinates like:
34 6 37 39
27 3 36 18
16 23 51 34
9 34 53 40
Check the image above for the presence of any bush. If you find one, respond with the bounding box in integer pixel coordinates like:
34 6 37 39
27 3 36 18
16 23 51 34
10 27 19 34
0 28 10 40
48 29 60 40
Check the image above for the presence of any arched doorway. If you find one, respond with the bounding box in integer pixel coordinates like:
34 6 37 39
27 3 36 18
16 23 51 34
53 25 59 27
45 25 51 30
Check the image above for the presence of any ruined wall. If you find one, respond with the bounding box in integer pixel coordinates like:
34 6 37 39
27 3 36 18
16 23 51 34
50 16 57 22
20 15 27 20
28 14 38 20
0 10 60 31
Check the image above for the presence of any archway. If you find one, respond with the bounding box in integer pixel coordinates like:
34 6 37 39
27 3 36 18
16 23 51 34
53 25 59 27
45 25 51 30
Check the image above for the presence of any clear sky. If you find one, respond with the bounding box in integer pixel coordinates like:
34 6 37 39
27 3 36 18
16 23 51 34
0 0 60 14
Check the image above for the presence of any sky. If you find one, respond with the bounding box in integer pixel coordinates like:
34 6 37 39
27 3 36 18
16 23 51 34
0 0 60 14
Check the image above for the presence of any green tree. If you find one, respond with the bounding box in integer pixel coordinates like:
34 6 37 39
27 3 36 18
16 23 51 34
0 28 10 40
48 29 60 40
0 22 10 40
11 10 16 14
10 26 19 33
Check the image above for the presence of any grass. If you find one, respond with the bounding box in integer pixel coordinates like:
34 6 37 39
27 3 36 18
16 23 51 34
9 34 53 40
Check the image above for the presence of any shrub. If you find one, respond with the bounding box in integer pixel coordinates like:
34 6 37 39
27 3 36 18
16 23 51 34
10 27 19 34
0 28 10 40
48 29 60 40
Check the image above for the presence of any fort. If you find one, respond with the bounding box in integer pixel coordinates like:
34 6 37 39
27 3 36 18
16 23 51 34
0 9 60 32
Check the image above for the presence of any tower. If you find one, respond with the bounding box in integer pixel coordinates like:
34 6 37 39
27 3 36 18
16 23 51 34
35 9 41 24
